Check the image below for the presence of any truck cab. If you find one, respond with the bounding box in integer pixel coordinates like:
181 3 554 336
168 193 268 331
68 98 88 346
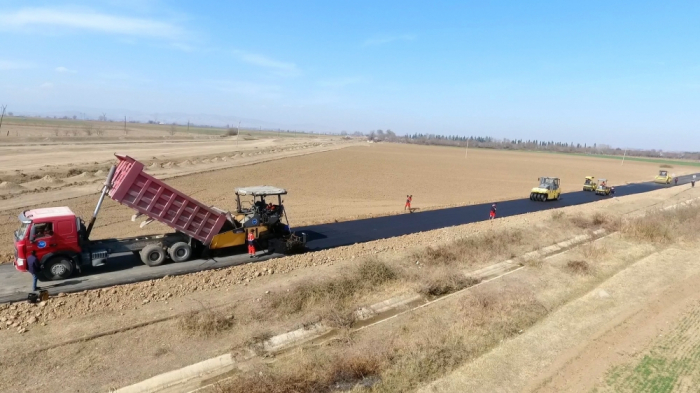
14 207 82 280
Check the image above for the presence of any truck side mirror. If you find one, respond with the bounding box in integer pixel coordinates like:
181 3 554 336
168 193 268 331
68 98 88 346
29 226 36 243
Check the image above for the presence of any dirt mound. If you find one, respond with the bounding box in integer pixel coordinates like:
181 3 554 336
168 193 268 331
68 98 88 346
178 160 193 167
210 157 220 162
149 162 161 169
162 162 174 168
68 172 94 179
94 170 106 177
0 181 24 190
38 175 64 184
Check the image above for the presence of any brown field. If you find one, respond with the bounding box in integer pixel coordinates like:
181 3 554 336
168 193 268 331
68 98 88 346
0 141 693 262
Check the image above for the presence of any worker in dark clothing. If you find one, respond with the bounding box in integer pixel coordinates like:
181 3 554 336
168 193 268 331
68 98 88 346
674 177 679 185
489 203 497 220
27 251 39 291
610 186 615 197
692 175 696 187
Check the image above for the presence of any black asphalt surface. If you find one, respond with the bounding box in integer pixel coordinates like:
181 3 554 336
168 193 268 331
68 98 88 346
0 173 697 303
298 173 698 250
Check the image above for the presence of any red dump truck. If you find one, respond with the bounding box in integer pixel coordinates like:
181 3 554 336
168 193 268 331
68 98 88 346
13 154 305 280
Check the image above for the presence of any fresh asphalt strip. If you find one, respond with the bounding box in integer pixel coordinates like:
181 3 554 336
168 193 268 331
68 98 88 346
0 173 697 303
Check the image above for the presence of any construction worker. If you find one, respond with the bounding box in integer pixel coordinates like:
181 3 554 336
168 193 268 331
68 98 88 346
247 230 256 258
692 175 696 187
489 203 497 220
610 186 615 197
674 177 679 185
405 195 413 212
27 251 39 292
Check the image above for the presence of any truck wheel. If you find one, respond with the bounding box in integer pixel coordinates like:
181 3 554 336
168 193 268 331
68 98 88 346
168 242 192 263
43 256 74 280
141 244 166 267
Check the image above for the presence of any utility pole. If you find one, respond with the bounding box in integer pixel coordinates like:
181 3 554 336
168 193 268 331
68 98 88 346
0 105 7 136
621 149 627 165
465 139 469 158
187 120 190 134
237 120 241 147
123 116 127 135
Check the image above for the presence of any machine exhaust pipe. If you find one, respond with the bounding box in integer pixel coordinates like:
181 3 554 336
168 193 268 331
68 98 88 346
85 165 117 239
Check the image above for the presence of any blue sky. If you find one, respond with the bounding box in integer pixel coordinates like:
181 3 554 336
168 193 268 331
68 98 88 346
1 1 699 150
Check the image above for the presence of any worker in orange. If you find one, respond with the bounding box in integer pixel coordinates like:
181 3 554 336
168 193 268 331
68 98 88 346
405 195 413 212
247 230 256 258
489 203 497 220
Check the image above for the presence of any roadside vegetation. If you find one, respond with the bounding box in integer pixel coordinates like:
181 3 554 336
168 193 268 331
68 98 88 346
212 212 619 392
215 203 700 393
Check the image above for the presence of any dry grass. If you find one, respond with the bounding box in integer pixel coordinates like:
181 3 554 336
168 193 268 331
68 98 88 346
415 229 524 268
521 257 544 268
177 310 235 336
219 284 548 393
569 212 609 229
219 346 385 393
580 244 609 260
417 270 480 298
565 260 592 275
551 210 565 220
217 205 700 393
621 204 700 243
264 258 397 318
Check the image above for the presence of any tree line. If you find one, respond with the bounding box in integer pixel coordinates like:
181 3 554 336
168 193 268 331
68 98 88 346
361 130 700 161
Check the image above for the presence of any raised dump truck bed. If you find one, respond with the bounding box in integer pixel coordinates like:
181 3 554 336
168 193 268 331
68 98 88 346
12 154 304 281
108 154 227 245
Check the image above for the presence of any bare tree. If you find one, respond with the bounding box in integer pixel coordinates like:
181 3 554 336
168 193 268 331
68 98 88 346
83 123 94 136
169 123 177 136
95 127 104 136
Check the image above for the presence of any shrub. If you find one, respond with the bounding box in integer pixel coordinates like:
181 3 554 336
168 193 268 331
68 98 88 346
566 260 591 275
178 310 234 336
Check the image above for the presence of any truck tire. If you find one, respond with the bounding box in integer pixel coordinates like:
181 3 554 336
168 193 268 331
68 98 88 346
43 256 74 280
168 242 192 263
141 244 166 267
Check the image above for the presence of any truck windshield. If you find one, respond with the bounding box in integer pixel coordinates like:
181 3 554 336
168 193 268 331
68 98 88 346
15 222 30 241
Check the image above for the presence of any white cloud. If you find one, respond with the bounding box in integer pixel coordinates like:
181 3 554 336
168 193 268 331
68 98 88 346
0 60 33 70
56 66 77 74
362 34 416 47
233 50 300 77
0 7 185 39
40 82 54 89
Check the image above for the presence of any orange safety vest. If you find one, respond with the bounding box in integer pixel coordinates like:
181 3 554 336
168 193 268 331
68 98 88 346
247 231 255 242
